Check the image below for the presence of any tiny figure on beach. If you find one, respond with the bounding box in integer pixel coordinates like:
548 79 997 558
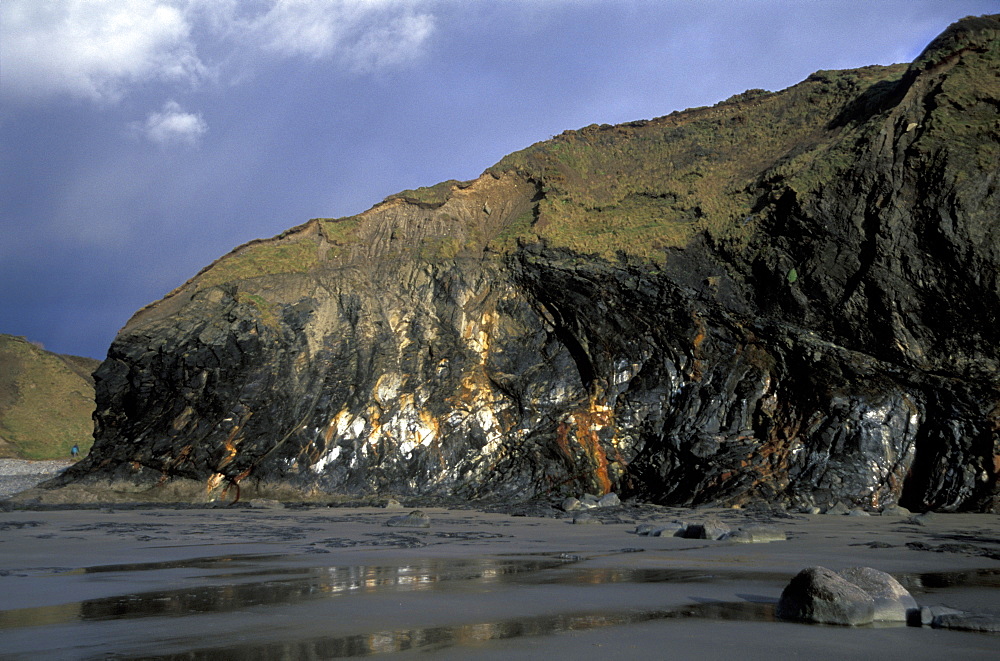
71 444 79 458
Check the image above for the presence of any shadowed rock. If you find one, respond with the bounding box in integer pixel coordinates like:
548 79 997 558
652 522 687 537
682 516 731 540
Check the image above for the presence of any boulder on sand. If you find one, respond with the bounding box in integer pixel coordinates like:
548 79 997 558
778 566 920 625
777 567 875 625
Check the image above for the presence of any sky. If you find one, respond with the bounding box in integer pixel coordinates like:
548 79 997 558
2 0 998 360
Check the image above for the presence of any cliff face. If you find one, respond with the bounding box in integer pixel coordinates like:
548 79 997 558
60 16 1000 511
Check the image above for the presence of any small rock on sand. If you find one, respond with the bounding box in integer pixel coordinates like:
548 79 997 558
682 515 731 540
931 611 1000 633
384 497 405 510
248 498 284 509
562 497 583 512
722 525 787 544
597 493 621 508
572 512 602 525
386 510 430 528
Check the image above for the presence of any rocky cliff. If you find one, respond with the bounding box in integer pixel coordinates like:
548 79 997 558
54 16 1000 511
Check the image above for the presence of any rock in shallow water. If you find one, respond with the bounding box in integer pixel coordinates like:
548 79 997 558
778 566 920 625
777 567 876 626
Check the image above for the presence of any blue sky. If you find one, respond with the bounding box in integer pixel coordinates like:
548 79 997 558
2 0 997 359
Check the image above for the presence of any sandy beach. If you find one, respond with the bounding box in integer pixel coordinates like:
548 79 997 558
1 498 998 659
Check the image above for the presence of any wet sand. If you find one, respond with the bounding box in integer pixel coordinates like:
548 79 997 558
0 504 998 659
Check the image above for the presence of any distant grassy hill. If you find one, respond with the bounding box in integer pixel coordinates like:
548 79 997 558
0 335 98 459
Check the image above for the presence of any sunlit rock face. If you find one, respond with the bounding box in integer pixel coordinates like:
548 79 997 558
62 16 999 511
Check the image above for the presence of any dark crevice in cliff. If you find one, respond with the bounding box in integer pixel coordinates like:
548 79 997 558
827 72 914 129
838 195 882 309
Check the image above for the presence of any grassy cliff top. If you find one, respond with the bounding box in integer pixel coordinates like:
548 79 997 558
486 64 908 259
184 14 998 285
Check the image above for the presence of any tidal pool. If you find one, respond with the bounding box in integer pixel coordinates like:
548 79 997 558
1 552 786 658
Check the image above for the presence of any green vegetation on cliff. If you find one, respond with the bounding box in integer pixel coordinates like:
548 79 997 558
385 179 474 207
189 14 998 279
0 335 98 459
195 62 914 276
195 238 319 290
488 65 909 260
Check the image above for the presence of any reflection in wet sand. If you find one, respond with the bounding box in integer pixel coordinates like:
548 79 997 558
120 601 779 660
0 556 574 628
3 552 996 658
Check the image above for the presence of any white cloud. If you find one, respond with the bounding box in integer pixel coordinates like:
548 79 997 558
1 1 437 105
0 0 207 103
346 9 436 73
235 0 436 71
134 100 207 146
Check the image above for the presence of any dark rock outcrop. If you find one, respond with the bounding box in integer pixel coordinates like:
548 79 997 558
45 16 1000 510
